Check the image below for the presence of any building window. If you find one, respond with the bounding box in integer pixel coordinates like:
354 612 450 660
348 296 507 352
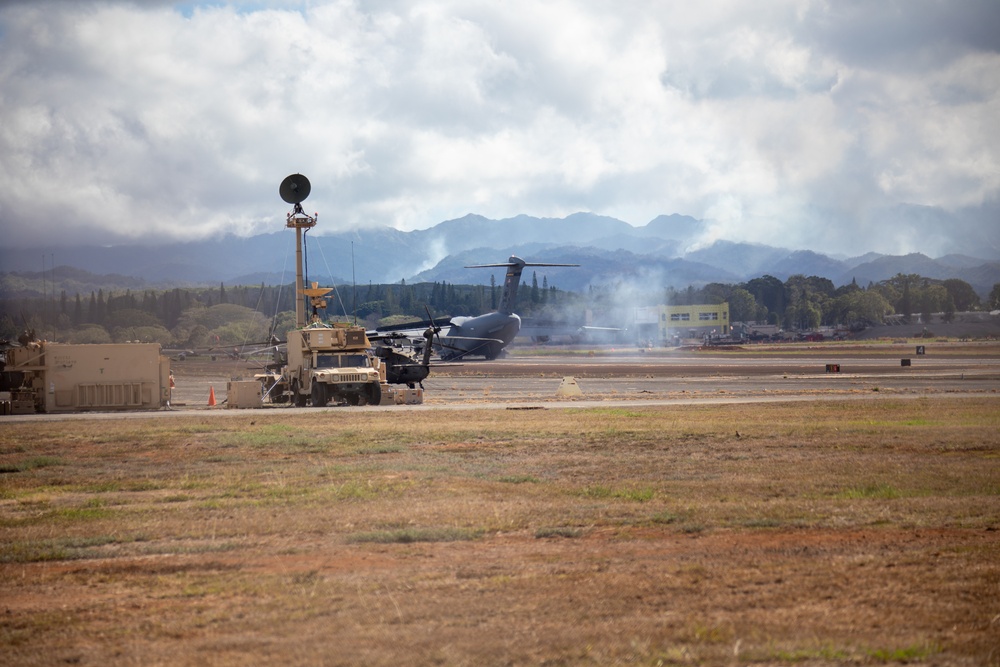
698 312 719 321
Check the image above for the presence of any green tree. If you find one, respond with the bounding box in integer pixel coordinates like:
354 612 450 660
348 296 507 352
942 294 956 323
68 324 112 344
73 294 83 325
0 313 16 340
835 278 861 297
784 299 821 331
882 274 924 322
834 290 893 328
271 311 298 339
784 274 836 326
701 284 762 323
744 275 786 322
105 308 162 332
113 325 173 345
184 324 210 349
941 279 980 312
870 282 900 311
399 279 413 312
919 284 948 324
209 315 270 346
142 290 158 316
990 283 1000 310
355 301 385 320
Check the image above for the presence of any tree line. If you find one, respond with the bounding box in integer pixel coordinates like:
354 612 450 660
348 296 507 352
0 272 567 348
584 274 993 333
671 274 992 331
2 272 997 347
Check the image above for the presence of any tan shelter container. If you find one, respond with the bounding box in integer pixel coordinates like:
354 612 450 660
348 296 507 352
227 380 263 409
3 342 169 414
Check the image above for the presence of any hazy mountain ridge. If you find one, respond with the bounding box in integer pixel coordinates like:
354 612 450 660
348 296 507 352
0 267 155 300
2 212 998 297
838 254 1000 291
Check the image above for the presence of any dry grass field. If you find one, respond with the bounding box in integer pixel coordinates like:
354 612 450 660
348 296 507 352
2 397 999 665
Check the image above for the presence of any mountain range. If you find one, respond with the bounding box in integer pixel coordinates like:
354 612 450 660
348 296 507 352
2 212 999 297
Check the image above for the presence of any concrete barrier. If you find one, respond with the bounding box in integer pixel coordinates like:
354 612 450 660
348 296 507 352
556 376 583 397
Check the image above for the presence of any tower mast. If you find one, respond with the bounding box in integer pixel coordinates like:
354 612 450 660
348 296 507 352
279 174 316 328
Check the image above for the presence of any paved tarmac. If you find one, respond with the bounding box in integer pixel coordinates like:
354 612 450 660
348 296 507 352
7 342 994 421
135 343 1000 412
415 349 1000 406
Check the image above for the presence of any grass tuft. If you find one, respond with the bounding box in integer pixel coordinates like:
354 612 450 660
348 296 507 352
580 485 655 502
868 642 940 663
346 527 481 544
840 483 902 500
497 475 540 484
535 527 583 539
0 456 63 473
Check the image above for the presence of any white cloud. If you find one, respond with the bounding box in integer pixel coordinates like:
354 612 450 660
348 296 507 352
0 0 997 258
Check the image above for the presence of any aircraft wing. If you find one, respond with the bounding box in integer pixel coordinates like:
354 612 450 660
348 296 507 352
465 261 580 268
579 325 626 332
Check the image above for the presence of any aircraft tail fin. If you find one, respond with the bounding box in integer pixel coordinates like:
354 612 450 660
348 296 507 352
466 256 579 315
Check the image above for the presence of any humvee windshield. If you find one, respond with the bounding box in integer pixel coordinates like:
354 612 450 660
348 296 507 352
316 354 371 369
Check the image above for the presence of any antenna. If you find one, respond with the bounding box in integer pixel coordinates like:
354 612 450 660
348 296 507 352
279 173 311 205
303 226 310 285
279 174 317 328
41 254 46 338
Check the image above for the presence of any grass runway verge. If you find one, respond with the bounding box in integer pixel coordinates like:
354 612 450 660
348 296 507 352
2 397 999 665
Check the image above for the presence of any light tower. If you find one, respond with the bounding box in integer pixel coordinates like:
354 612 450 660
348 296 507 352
279 174 317 328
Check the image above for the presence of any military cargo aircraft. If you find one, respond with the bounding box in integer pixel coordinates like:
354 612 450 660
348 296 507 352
374 256 578 360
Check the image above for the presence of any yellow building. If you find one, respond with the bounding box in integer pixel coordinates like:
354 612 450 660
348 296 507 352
634 303 730 342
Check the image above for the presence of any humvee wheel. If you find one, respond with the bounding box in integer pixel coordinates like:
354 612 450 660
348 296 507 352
311 382 327 407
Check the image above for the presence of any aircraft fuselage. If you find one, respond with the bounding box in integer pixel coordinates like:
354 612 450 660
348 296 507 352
440 313 521 360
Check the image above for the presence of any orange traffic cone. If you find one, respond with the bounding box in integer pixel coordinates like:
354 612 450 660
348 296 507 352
208 386 217 406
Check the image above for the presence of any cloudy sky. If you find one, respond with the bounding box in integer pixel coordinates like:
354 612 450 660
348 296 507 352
1 0 998 257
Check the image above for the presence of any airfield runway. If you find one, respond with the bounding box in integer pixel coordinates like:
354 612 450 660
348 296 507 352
5 341 994 422
162 340 1000 412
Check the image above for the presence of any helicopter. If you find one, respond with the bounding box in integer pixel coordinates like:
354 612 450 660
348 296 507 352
367 305 485 387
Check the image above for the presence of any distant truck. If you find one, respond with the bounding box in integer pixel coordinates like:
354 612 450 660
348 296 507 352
2 339 170 414
260 322 383 407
